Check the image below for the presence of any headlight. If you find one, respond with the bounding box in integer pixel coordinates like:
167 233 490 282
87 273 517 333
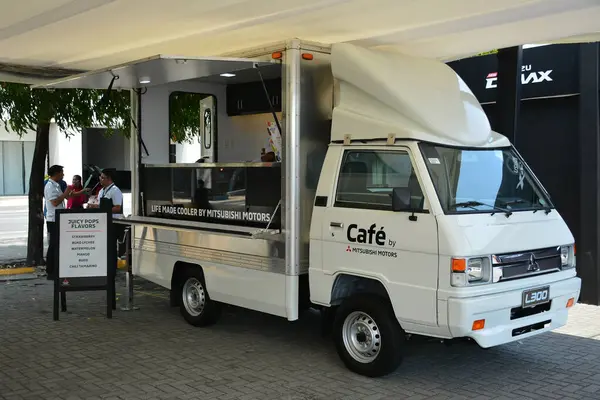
451 257 491 287
560 244 575 269
467 258 483 281
560 246 568 265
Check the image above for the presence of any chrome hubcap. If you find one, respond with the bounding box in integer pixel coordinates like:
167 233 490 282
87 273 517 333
342 311 381 363
182 278 206 317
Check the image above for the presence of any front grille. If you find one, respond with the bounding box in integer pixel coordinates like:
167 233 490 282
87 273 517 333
492 246 562 282
512 320 551 337
510 301 552 320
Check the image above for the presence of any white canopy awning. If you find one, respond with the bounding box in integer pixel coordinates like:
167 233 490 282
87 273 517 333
0 0 599 84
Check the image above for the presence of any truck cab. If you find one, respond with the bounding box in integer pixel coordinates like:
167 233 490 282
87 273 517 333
307 44 581 377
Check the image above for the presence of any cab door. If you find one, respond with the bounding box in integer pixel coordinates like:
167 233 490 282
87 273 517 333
320 146 439 327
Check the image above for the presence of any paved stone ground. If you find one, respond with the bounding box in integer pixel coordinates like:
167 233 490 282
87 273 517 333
2 276 600 400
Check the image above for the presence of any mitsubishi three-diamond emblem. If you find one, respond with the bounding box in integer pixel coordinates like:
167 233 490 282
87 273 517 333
527 254 540 272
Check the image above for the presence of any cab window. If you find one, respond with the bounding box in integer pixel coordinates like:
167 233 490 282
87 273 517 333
334 150 426 211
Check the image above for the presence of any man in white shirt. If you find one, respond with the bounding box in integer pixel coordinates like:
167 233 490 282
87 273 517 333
88 169 124 257
44 165 73 280
89 169 123 218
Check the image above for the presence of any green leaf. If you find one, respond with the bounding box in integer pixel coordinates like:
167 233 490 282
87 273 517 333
0 83 131 134
169 92 208 143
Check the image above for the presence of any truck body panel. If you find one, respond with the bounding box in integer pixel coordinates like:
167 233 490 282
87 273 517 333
446 275 580 347
329 43 508 147
126 40 332 321
310 143 440 327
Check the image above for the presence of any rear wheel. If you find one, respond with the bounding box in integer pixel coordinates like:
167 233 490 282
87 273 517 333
333 295 404 377
178 269 221 327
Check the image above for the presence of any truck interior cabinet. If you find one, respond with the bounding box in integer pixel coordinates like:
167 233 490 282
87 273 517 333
226 79 282 116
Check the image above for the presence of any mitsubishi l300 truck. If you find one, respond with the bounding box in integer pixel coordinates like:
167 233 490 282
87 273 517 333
37 39 582 377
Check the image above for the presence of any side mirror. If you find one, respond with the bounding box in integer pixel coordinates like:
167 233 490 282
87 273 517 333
392 187 411 212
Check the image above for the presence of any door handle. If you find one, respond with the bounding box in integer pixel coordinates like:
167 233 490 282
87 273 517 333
330 222 343 228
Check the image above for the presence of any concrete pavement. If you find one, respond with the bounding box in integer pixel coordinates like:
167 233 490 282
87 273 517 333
0 196 46 263
1 276 600 399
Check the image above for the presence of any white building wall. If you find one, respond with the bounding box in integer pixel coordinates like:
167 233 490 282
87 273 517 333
48 124 82 181
1 121 131 197
0 124 36 195
0 124 36 141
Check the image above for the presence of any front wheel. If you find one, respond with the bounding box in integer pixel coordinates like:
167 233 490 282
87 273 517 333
179 269 221 327
333 295 404 377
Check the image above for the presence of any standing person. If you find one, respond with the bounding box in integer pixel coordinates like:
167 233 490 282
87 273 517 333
66 175 89 209
87 169 124 257
44 165 73 280
43 175 67 218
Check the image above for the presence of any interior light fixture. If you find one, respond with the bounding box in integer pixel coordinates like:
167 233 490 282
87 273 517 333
139 76 151 84
220 73 236 78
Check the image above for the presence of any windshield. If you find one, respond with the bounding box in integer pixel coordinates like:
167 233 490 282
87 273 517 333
419 143 553 214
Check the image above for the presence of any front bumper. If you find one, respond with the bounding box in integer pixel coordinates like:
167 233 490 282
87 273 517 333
447 277 581 348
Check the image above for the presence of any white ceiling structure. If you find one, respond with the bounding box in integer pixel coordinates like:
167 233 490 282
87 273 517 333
0 0 599 84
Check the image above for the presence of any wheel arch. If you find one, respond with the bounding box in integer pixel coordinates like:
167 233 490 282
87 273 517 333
170 261 205 307
330 273 393 308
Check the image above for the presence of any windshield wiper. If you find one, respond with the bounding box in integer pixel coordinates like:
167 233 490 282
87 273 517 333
544 206 552 214
499 199 527 207
499 199 553 215
452 200 513 218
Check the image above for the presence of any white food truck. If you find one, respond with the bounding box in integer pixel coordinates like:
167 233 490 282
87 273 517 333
37 39 581 377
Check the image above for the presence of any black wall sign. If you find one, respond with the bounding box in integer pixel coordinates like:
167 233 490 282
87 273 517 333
148 203 276 225
143 164 282 229
54 209 116 320
448 44 579 104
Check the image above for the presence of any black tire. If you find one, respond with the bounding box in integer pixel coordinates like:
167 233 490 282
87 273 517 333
178 268 221 327
333 295 404 377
